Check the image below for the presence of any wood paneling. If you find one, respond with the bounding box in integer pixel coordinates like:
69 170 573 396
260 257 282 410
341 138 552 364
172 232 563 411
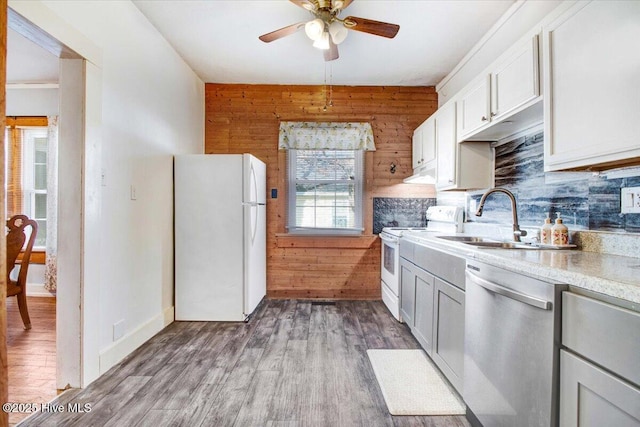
205 84 437 299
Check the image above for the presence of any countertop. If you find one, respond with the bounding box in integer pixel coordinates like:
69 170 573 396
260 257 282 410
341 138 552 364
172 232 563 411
402 231 640 308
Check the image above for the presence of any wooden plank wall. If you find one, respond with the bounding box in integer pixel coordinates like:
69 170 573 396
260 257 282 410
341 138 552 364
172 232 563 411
205 84 437 299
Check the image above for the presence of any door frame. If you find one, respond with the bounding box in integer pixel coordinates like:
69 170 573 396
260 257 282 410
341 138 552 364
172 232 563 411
6 1 103 389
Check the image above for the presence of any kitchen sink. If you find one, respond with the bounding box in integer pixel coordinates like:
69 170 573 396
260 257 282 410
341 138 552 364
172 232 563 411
436 235 539 249
436 236 496 243
468 241 539 249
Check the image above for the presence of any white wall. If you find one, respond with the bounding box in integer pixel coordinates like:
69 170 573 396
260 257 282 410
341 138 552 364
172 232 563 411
10 0 205 382
6 87 59 116
436 0 562 106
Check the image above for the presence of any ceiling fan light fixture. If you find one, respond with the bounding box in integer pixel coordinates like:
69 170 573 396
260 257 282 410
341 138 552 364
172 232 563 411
329 21 348 44
305 18 325 41
313 31 330 50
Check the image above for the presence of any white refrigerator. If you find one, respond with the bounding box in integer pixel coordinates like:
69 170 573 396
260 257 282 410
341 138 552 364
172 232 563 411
174 154 266 321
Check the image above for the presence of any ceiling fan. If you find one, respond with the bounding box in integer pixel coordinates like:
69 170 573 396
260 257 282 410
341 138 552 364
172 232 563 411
258 0 400 61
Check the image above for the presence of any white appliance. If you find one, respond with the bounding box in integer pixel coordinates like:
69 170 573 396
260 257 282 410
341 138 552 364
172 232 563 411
379 206 463 322
174 154 266 321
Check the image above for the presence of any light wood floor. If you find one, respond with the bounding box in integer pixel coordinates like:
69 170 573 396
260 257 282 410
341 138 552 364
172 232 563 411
20 299 470 427
6 296 57 427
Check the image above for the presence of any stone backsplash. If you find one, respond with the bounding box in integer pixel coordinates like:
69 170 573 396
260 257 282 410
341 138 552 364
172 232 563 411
467 131 640 233
373 198 436 234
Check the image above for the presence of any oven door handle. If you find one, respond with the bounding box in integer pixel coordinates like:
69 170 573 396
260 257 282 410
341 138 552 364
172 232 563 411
380 234 399 244
466 270 552 310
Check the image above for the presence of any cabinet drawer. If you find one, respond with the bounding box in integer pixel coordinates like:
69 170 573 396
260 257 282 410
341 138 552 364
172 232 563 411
562 292 640 387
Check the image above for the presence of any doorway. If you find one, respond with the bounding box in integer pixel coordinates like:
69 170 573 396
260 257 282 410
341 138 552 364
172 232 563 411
3 4 101 416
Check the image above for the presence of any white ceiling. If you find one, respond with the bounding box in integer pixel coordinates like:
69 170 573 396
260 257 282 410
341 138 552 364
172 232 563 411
133 0 515 86
7 28 60 84
6 1 515 87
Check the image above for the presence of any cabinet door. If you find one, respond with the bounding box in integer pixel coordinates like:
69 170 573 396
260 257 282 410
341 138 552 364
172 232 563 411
560 350 640 427
432 278 465 394
413 268 435 354
412 126 423 170
544 1 640 171
456 75 490 141
491 35 539 121
400 259 416 327
435 102 457 190
421 118 436 168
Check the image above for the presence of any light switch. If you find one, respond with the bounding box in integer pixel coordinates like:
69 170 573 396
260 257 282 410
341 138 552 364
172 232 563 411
621 186 640 214
130 185 137 200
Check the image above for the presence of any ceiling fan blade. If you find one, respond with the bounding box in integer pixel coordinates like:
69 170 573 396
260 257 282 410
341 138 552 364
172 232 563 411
343 16 400 38
324 39 339 61
259 22 306 43
289 0 317 11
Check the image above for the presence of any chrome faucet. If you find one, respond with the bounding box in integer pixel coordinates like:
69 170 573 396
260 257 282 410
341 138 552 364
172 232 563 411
475 188 527 242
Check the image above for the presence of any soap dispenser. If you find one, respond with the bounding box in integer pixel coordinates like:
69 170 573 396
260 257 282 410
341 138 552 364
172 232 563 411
541 212 553 245
551 212 569 246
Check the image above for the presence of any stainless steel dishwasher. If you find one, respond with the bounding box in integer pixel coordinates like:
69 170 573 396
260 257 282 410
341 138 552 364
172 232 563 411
464 260 566 427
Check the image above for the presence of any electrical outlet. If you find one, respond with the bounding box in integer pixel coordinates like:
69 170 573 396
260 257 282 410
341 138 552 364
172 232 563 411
621 186 640 214
113 319 125 341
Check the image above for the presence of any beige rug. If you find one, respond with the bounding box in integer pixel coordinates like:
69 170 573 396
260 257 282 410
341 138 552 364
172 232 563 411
367 349 466 416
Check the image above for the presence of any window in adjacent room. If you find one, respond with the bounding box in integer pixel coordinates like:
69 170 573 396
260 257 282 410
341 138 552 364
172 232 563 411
287 149 363 234
5 123 48 248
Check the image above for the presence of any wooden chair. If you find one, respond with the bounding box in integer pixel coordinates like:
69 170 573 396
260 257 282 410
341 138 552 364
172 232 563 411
6 215 38 330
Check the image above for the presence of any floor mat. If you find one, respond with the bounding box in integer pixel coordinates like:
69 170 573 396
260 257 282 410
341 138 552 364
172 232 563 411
367 349 466 416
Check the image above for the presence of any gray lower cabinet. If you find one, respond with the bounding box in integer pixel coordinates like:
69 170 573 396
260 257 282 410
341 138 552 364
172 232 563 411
560 350 640 427
400 258 435 353
413 267 435 354
400 259 416 327
432 278 465 394
560 292 640 426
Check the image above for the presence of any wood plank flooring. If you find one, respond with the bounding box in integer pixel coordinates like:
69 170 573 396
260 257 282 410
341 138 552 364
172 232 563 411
6 296 57 426
19 300 470 427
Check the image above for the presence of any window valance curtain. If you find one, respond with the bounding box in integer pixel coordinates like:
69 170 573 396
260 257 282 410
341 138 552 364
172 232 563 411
278 122 376 151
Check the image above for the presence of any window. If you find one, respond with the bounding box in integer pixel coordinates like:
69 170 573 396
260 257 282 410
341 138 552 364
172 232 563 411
4 125 48 248
287 149 363 234
23 129 48 248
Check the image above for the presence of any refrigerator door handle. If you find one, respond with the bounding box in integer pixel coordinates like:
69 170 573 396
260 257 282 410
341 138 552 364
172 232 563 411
250 162 258 204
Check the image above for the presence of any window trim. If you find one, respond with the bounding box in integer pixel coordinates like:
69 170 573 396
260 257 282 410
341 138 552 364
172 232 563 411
287 149 364 235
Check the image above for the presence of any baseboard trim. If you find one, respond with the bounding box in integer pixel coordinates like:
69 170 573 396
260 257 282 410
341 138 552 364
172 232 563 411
26 283 55 297
99 305 175 375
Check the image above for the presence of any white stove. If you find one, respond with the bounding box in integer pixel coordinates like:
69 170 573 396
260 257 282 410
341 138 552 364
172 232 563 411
379 206 463 321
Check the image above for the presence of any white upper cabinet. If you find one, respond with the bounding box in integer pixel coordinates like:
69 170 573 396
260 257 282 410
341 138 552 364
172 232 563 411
491 35 539 122
456 75 490 141
543 1 640 171
436 101 494 191
412 117 436 172
457 34 541 142
436 102 457 188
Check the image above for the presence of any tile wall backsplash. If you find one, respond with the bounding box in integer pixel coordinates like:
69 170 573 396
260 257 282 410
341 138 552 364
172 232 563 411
373 198 437 234
467 131 640 233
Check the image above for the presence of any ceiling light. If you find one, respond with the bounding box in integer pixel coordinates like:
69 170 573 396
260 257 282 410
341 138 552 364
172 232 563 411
313 31 330 50
302 3 316 11
305 18 325 41
329 21 348 44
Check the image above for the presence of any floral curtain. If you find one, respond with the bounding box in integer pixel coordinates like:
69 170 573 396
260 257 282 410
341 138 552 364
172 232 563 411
278 122 376 151
44 116 58 293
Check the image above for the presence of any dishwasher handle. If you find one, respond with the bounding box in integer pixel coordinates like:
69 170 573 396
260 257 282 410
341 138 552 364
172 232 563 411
466 270 552 310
